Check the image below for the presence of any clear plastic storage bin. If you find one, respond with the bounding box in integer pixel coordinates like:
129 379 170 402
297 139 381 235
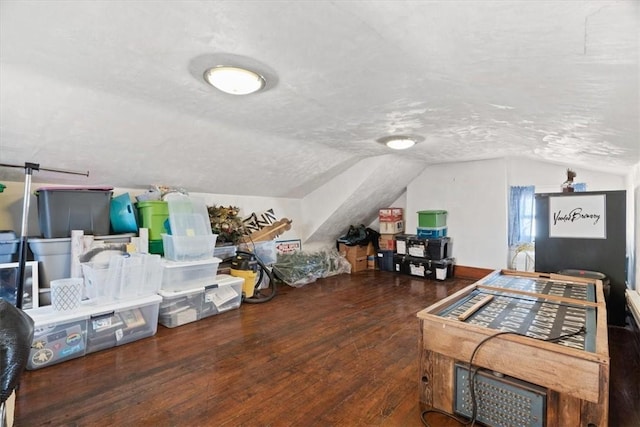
201 274 243 317
81 253 163 301
162 193 217 261
27 306 90 370
160 258 221 292
157 274 243 328
158 287 203 328
85 294 161 354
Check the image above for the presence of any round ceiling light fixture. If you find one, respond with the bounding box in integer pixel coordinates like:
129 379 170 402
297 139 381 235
203 65 266 95
377 135 423 150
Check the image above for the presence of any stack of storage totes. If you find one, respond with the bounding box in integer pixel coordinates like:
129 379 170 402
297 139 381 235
26 294 161 370
402 236 455 280
416 210 448 238
157 273 243 328
161 193 217 261
385 210 454 280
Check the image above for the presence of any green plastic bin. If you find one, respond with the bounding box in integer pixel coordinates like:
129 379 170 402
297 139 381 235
136 201 169 241
417 210 447 228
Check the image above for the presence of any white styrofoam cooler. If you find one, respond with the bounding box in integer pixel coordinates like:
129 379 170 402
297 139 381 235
158 274 243 328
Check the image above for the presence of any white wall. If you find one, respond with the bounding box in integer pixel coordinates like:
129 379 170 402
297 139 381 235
405 157 629 270
407 158 509 269
506 157 627 192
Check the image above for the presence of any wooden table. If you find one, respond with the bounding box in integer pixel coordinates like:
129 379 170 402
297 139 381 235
417 269 609 427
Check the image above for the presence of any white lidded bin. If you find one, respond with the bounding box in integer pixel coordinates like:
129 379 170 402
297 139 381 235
83 294 161 354
27 305 91 370
157 274 243 328
201 274 243 318
157 287 203 328
160 258 220 292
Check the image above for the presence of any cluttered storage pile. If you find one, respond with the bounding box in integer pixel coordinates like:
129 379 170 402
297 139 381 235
377 208 456 281
1 187 243 370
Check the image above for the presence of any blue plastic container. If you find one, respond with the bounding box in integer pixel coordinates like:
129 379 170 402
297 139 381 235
416 226 448 238
110 193 138 233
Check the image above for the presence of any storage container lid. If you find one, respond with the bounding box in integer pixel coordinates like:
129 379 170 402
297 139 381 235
158 287 204 297
27 304 92 323
417 210 447 214
213 274 244 287
0 230 17 244
161 257 222 269
35 186 114 194
82 294 162 313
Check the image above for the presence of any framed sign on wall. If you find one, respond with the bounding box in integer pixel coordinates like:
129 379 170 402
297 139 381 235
549 194 606 239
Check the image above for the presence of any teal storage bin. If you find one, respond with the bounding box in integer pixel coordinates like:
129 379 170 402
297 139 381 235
110 193 138 233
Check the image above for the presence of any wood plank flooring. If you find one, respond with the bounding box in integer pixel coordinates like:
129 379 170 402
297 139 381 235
13 270 640 427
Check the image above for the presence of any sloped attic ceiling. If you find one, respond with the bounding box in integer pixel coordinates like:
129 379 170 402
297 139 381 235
0 1 638 198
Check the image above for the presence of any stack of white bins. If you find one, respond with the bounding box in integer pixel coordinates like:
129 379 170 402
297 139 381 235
26 253 164 370
156 193 242 328
161 193 217 261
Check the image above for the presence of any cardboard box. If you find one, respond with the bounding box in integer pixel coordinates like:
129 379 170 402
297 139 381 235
380 220 404 234
379 234 397 251
379 207 403 222
338 243 369 273
367 255 376 270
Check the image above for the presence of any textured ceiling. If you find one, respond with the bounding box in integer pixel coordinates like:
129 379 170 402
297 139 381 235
1 1 638 197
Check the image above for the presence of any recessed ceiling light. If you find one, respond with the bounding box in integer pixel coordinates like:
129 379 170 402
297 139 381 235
203 66 266 95
377 135 423 150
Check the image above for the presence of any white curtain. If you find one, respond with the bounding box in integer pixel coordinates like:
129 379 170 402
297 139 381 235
508 186 535 246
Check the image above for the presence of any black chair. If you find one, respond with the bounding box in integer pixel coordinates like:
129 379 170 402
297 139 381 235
0 300 34 427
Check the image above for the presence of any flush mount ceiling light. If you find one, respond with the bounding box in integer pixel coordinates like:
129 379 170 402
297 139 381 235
203 65 266 95
377 135 424 150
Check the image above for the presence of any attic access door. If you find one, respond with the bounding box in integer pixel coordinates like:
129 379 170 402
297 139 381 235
534 191 627 326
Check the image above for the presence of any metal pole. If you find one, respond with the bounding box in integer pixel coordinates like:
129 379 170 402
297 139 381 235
0 162 89 177
15 163 37 309
0 162 89 309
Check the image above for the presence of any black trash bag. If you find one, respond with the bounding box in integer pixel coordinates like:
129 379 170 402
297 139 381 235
337 224 368 246
1 299 35 404
337 225 381 251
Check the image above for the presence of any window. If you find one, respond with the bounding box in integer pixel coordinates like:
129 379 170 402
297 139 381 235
508 185 535 246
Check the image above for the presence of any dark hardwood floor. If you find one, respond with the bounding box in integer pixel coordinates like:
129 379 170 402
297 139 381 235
13 270 640 427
